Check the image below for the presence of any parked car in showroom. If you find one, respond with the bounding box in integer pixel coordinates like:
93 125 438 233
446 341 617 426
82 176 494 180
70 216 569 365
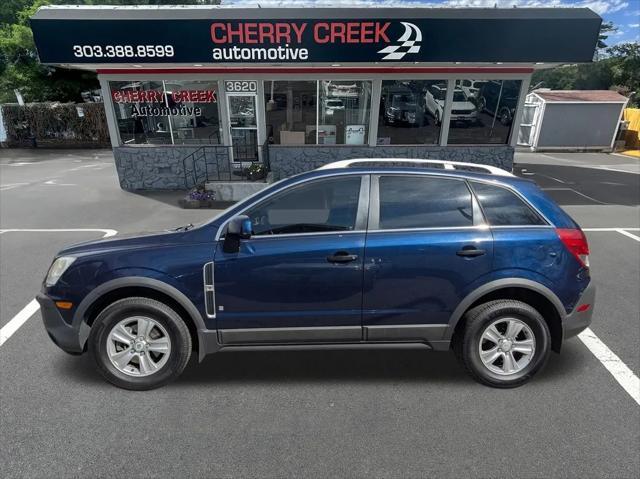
478 80 520 125
425 84 477 125
38 159 594 390
381 86 426 126
459 79 486 100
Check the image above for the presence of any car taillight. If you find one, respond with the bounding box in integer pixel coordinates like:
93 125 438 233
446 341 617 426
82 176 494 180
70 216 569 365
557 228 590 268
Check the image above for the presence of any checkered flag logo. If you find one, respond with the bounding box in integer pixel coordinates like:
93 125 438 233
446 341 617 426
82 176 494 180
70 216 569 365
377 22 422 61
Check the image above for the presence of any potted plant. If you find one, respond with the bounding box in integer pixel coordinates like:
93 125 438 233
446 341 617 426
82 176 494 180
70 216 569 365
179 184 216 209
246 163 267 181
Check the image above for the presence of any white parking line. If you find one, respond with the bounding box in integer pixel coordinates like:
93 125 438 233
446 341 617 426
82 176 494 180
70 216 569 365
582 228 640 242
0 299 40 347
615 229 640 242
578 328 640 406
541 187 609 205
582 228 640 231
0 229 117 348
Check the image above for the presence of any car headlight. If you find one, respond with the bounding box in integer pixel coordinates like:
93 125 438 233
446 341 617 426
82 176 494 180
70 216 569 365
45 256 76 287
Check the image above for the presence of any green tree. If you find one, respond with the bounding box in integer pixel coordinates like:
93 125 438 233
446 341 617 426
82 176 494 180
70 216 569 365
607 43 640 106
596 21 617 51
0 0 220 103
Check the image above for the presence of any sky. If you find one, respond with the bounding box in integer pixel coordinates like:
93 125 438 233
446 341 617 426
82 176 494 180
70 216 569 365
221 0 640 44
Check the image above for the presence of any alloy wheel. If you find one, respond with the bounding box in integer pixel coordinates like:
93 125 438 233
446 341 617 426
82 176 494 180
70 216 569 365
478 318 535 376
106 316 171 377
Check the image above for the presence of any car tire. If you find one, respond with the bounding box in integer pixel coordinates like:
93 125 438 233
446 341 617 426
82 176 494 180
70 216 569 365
454 299 551 388
89 297 192 391
499 108 512 125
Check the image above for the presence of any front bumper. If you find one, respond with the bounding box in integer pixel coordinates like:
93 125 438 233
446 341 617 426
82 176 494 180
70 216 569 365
451 115 477 122
36 293 85 354
563 282 596 340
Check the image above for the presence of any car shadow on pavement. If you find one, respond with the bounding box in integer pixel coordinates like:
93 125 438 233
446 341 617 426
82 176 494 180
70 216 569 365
55 340 587 388
178 349 468 385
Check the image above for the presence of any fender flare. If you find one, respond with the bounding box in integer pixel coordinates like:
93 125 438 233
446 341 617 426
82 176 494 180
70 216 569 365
443 278 567 341
74 277 215 359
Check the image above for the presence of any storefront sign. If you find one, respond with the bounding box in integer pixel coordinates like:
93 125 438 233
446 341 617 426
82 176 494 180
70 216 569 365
112 89 217 103
30 9 601 65
129 105 202 117
112 88 216 117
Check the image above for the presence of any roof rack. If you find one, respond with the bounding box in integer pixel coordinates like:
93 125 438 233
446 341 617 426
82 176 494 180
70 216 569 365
317 158 514 177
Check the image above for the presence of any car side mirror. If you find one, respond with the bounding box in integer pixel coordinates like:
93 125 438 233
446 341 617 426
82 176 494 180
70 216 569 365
223 215 253 253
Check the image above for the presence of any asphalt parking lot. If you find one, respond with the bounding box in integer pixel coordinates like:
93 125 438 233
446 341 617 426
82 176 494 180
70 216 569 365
1 149 638 478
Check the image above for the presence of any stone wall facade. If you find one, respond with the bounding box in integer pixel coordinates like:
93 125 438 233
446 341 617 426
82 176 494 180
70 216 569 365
114 144 514 190
114 145 232 190
268 145 514 180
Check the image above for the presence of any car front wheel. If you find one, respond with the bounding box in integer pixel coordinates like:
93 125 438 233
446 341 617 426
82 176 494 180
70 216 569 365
89 297 192 390
454 299 551 388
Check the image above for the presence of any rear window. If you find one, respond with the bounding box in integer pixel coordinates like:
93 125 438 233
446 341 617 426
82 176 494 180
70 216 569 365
471 181 546 226
378 176 474 229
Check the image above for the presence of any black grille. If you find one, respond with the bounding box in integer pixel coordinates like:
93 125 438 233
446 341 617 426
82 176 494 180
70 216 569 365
204 262 213 286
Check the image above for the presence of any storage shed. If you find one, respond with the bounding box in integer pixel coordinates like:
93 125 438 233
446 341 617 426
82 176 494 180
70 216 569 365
518 90 628 151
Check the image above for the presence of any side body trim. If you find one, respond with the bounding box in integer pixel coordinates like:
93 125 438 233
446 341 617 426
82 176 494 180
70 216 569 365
365 324 448 343
219 326 362 344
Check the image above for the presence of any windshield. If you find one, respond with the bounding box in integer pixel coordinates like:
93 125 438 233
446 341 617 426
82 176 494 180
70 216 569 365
393 94 415 103
453 91 468 102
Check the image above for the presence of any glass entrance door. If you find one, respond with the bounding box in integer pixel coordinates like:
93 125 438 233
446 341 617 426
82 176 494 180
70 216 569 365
227 93 259 162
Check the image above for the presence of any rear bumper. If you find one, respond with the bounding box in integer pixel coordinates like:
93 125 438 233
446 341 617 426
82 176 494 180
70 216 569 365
36 293 84 354
563 282 596 340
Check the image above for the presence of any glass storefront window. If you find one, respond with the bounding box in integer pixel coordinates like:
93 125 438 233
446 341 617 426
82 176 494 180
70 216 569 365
109 80 221 145
164 80 222 145
110 80 171 145
318 80 371 145
378 80 445 145
447 79 522 145
264 81 316 145
264 80 372 145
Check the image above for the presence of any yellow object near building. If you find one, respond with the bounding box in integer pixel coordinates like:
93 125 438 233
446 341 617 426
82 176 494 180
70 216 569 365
622 108 640 157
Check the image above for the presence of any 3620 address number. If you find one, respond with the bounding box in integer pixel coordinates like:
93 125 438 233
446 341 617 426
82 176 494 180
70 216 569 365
72 45 175 58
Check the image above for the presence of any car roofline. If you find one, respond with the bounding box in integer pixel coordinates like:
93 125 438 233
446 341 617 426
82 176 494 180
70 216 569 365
317 158 515 177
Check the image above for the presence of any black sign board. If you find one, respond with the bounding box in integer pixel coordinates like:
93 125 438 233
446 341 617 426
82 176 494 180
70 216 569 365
30 8 602 65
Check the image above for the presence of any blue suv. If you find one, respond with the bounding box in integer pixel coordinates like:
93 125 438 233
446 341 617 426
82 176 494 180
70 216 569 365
37 159 595 390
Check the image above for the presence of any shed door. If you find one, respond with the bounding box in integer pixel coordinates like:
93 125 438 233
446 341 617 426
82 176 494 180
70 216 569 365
518 102 540 146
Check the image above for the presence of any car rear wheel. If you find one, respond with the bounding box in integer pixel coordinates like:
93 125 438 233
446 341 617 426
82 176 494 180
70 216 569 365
499 108 512 125
89 297 192 390
454 299 551 388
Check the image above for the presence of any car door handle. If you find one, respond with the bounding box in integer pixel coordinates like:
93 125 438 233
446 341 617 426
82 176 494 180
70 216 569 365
327 251 359 263
456 246 486 257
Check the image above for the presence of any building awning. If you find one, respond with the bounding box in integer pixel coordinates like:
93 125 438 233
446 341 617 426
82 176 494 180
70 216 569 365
30 6 601 72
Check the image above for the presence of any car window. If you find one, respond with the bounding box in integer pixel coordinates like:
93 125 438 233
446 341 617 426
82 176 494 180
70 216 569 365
471 181 546 226
245 176 362 235
378 176 474 229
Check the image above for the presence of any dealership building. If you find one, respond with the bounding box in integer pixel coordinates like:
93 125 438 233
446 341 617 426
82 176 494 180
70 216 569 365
30 6 601 192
